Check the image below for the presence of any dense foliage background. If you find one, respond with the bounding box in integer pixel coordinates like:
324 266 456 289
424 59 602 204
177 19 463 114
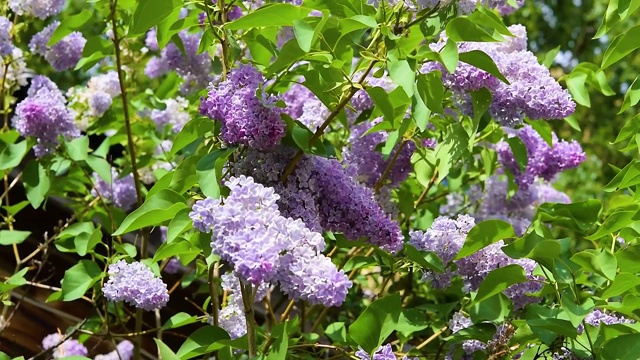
2 0 640 359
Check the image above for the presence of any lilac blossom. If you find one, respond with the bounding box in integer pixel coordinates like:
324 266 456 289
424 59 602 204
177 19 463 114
0 17 14 57
356 343 419 360
91 168 137 211
30 22 86 71
41 333 88 358
29 22 59 57
496 125 586 189
94 341 134 360
1 48 29 91
12 76 79 157
217 273 268 339
584 309 634 328
102 260 170 311
151 97 190 133
200 64 285 150
9 0 66 19
191 176 352 306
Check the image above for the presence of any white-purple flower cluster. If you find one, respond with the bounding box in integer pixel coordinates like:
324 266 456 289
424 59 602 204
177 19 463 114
151 97 190 133
423 24 575 127
85 71 121 117
41 333 88 358
410 215 541 308
496 125 586 189
217 272 269 339
231 147 404 252
29 21 86 71
91 168 137 211
0 16 14 57
355 343 418 360
343 118 416 189
12 76 79 157
102 260 170 311
94 340 134 360
145 30 212 94
282 81 329 131
368 0 524 16
190 175 352 306
9 0 66 19
580 309 634 331
200 65 286 150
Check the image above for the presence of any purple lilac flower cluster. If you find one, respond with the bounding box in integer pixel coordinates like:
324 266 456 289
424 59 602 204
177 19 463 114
200 64 286 150
91 168 137 211
576 309 635 334
410 215 541 308
41 333 88 358
0 16 14 57
145 30 212 94
343 118 416 188
217 272 269 339
496 125 586 189
230 147 404 252
355 343 418 360
368 0 524 16
445 312 516 359
422 24 575 127
9 0 66 19
94 341 134 360
282 81 328 131
29 21 86 71
12 76 79 157
85 71 121 117
151 97 190 133
190 176 352 306
102 260 170 311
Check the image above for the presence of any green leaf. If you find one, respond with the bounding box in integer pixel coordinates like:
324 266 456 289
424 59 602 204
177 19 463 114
48 9 93 45
614 115 640 144
396 308 429 337
388 59 415 97
570 249 617 280
65 136 89 162
416 72 444 113
155 339 180 360
367 86 395 123
445 18 503 42
170 118 214 156
541 45 561 68
506 136 528 172
61 260 102 301
455 220 516 260
404 244 445 272
459 50 509 84
439 38 458 73
469 88 492 121
472 264 528 304
469 293 512 323
343 256 376 272
325 322 348 344
616 245 640 274
75 35 114 70
0 140 28 171
602 273 640 299
225 4 312 30
604 161 640 192
601 25 640 69
565 71 590 107
196 148 234 199
527 119 554 147
0 231 30 245
293 19 315 52
23 160 50 209
601 334 640 360
267 321 289 360
162 312 198 330
129 0 181 37
348 293 401 353
586 210 639 240
152 239 197 262
167 208 192 243
176 326 232 359
57 222 102 256
536 200 602 232
113 189 187 235
85 155 112 184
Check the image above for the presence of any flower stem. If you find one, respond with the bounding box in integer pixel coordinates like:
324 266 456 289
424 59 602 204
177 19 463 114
240 282 258 357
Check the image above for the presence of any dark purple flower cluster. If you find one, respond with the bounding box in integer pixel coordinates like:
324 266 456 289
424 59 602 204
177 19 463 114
12 76 79 157
410 215 541 308
29 21 86 71
145 30 212 94
190 175 352 306
231 147 404 253
422 24 575 126
91 168 137 211
496 125 586 189
102 260 170 311
200 65 286 150
343 118 415 188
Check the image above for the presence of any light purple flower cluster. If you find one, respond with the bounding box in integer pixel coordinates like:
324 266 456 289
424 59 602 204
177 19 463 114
144 30 212 93
282 81 328 131
91 168 137 211
41 333 88 358
12 76 79 157
231 147 404 252
200 65 286 150
351 71 396 112
94 340 134 360
0 16 14 57
29 21 86 71
496 125 586 189
422 24 575 126
343 118 415 188
102 260 170 311
190 176 352 306
584 309 634 328
86 71 121 117
410 215 541 308
9 0 66 19
447 312 487 356
151 97 190 133
355 343 418 360
217 272 269 339
458 0 526 15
